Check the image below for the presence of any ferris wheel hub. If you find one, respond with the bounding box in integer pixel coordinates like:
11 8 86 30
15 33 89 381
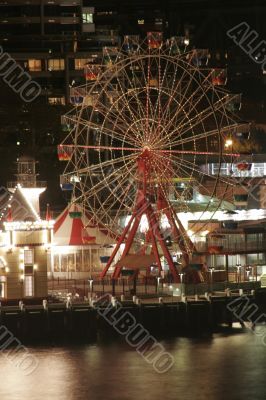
142 145 151 153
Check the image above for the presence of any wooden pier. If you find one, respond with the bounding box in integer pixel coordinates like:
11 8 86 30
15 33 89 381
1 288 266 343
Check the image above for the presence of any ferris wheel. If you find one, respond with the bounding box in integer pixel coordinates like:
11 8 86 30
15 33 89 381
59 33 245 281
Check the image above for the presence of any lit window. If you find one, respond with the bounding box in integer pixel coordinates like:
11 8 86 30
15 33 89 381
48 97 66 105
82 13 93 23
138 19 144 25
70 175 80 183
24 275 34 297
0 276 6 298
48 59 65 71
74 58 88 70
24 249 34 265
28 59 42 72
0 282 5 298
155 18 163 26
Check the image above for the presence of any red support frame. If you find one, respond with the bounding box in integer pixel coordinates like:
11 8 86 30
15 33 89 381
100 188 180 282
99 150 193 283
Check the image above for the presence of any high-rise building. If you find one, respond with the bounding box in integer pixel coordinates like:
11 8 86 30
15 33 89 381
0 0 120 200
0 1 122 103
0 0 265 207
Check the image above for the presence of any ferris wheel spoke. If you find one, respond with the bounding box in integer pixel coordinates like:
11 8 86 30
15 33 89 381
153 103 194 150
76 117 137 147
164 128 219 148
96 172 137 223
124 89 147 125
155 151 195 182
172 95 233 142
182 90 232 131
90 165 137 218
150 158 194 211
171 159 215 197
169 69 213 123
77 83 143 143
154 90 199 150
98 85 147 145
146 55 162 141
73 152 138 177
94 100 134 133
144 53 152 143
79 158 137 201
110 82 145 138
167 120 245 148
153 149 229 189
144 55 163 144
87 180 136 225
155 152 225 204
161 65 209 134
149 152 192 195
153 57 176 140
115 56 156 137
116 61 147 122
171 154 236 187
159 57 190 120
161 73 221 145
109 90 146 144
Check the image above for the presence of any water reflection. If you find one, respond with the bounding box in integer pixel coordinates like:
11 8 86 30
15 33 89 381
0 329 266 400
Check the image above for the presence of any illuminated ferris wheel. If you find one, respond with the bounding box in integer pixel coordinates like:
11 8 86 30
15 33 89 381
59 33 244 281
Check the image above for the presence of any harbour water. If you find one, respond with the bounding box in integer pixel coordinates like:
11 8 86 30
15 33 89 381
1 326 266 400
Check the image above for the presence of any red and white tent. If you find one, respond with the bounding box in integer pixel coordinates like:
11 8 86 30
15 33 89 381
53 204 116 247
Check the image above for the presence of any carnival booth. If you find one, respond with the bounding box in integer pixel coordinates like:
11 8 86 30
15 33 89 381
51 204 117 279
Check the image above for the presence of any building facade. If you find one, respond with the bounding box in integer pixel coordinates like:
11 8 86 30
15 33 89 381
0 157 52 300
0 220 53 300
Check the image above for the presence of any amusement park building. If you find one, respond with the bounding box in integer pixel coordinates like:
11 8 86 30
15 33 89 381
0 157 118 299
0 194 119 300
0 188 53 301
181 208 266 281
186 154 266 277
49 203 118 279
0 157 51 300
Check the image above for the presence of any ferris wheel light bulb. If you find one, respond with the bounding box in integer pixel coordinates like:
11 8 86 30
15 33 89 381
225 139 233 147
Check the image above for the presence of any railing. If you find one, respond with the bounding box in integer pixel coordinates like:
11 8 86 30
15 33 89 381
7 181 47 188
195 239 266 253
47 272 258 300
48 277 160 298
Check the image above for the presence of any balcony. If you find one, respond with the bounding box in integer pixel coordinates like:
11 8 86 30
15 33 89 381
44 16 80 24
44 0 81 4
195 239 266 254
7 181 47 189
0 17 40 24
0 16 80 24
0 0 81 5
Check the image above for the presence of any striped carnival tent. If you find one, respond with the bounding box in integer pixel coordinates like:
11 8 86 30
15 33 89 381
51 204 117 278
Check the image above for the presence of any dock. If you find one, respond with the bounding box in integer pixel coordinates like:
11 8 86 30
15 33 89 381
1 287 266 344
